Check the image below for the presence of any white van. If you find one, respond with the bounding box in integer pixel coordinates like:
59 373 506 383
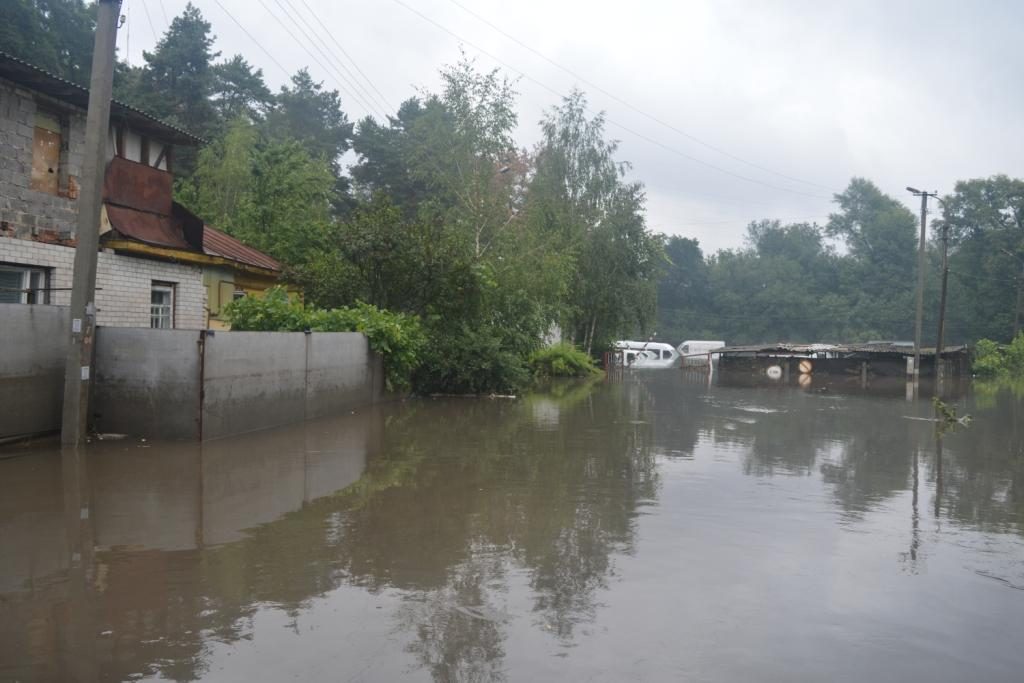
676 340 725 365
613 341 680 369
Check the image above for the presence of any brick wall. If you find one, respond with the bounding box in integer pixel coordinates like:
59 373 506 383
0 77 84 239
0 236 206 329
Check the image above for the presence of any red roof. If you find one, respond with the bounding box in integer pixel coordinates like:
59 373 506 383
202 225 281 273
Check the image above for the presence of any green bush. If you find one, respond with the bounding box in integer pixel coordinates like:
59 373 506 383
413 322 531 395
529 343 602 379
225 288 426 391
972 334 1024 378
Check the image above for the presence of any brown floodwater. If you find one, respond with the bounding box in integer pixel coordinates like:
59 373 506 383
1 372 1023 682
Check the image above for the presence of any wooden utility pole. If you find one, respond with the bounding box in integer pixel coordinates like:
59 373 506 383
907 187 938 382
935 221 950 386
61 0 121 445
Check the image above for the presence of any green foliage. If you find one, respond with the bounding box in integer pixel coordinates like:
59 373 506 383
224 288 426 391
413 322 531 396
0 0 95 85
178 118 335 267
529 344 602 379
972 334 1024 379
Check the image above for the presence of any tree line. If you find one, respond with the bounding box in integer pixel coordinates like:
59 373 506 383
7 1 1022 383
658 176 1024 348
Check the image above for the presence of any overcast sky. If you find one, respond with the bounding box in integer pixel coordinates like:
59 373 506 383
120 0 1024 252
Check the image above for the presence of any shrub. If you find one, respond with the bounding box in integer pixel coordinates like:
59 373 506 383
225 288 426 391
413 322 531 395
972 334 1024 378
529 343 602 379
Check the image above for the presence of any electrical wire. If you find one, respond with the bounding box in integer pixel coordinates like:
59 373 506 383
388 0 834 202
208 0 293 79
157 0 170 26
446 0 838 193
277 0 389 117
297 0 395 113
140 0 159 43
251 0 382 118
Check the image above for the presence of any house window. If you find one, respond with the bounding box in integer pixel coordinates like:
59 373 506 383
150 282 175 328
233 289 246 300
31 111 62 195
0 264 49 304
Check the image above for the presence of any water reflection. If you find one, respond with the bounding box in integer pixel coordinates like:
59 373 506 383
1 375 1023 682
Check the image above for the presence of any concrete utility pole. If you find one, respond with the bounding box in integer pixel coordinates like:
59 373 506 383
907 187 938 383
61 0 122 445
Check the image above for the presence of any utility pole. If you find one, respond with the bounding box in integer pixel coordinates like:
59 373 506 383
935 220 950 387
61 0 122 445
907 187 938 383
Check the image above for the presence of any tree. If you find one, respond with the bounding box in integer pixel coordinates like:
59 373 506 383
530 89 662 353
0 0 95 85
266 69 353 172
211 55 273 122
128 3 220 173
940 175 1024 340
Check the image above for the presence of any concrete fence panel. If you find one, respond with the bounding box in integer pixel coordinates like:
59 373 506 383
306 332 378 419
201 331 307 441
0 304 69 441
92 327 202 440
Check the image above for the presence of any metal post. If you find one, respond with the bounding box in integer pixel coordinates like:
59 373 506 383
913 192 928 383
61 0 121 445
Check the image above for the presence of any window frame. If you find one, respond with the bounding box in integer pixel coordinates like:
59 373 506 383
0 264 50 304
150 281 176 329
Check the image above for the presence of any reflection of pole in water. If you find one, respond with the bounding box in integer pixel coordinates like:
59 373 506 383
910 446 920 563
934 429 944 521
61 447 98 682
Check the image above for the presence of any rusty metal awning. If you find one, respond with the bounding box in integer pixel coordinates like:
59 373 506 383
104 204 193 250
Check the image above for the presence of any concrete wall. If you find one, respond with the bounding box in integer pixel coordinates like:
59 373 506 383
0 237 206 329
90 328 383 441
92 327 203 440
306 332 379 419
201 331 309 441
0 304 68 441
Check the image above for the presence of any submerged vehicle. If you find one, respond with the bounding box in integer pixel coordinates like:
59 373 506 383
677 340 726 365
613 341 680 369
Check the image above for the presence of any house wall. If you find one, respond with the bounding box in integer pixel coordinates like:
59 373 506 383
0 236 206 329
0 77 85 239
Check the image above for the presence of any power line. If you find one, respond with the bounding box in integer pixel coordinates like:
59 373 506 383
252 0 382 118
278 0 389 117
209 0 293 79
254 0 383 118
157 0 170 26
297 0 395 113
446 0 837 194
140 0 159 43
387 0 833 203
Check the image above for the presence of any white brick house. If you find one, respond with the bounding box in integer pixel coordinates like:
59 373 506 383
0 52 281 330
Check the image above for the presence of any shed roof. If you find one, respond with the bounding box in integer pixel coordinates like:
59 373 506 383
0 51 203 146
202 226 281 273
718 343 968 357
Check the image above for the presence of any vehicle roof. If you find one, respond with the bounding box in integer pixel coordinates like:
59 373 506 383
615 341 677 351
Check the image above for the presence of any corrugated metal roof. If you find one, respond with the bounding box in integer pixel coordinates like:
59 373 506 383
202 225 281 273
718 343 968 357
0 51 204 146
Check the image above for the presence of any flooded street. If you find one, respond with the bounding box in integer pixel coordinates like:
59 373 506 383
2 373 1023 682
